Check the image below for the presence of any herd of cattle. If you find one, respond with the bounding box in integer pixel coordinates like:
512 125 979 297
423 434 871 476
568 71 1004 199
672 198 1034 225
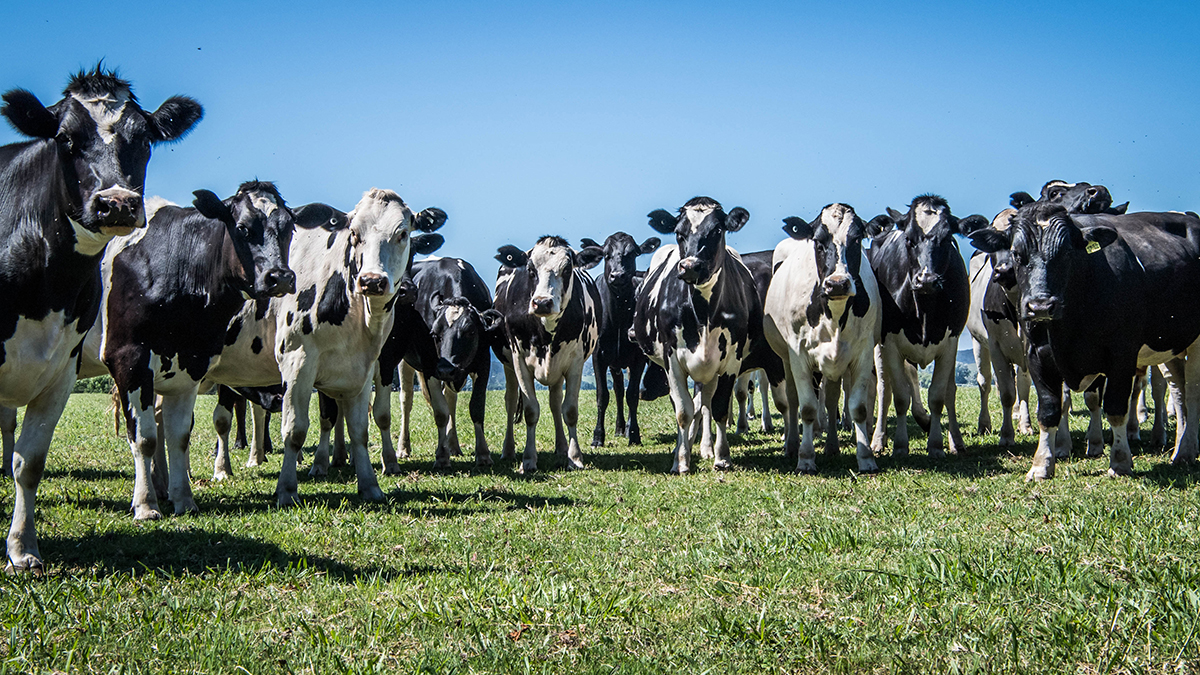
1 67 1198 572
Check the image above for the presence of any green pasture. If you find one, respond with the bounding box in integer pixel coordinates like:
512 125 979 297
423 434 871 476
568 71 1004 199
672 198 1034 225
1 386 1199 673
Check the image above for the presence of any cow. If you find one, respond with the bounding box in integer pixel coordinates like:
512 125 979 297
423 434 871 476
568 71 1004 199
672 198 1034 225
494 236 602 473
80 183 295 519
969 203 1200 479
201 188 447 504
633 196 778 474
731 249 783 435
0 66 202 571
579 232 660 447
764 204 881 472
1009 180 1129 215
867 195 988 458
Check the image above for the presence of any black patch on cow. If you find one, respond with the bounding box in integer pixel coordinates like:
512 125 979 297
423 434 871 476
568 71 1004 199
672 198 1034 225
317 272 350 325
296 285 317 312
302 315 313 335
344 240 353 270
225 317 243 346
285 312 293 326
718 331 728 360
251 337 263 354
255 297 270 320
326 231 338 249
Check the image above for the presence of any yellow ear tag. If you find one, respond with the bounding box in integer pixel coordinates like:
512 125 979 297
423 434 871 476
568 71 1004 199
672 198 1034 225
1085 240 1101 254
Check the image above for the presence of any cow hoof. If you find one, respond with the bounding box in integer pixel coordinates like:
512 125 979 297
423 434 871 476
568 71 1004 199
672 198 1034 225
308 464 328 477
977 423 992 436
133 506 163 521
713 459 733 471
276 490 300 508
383 463 403 476
670 466 690 475
212 470 231 481
330 457 348 469
858 458 880 473
449 446 463 457
1025 466 1053 481
172 499 199 516
245 458 263 468
565 460 585 471
590 436 604 448
1018 423 1034 436
928 446 946 459
891 445 909 458
628 434 642 446
1106 467 1131 478
998 435 1015 448
795 459 818 474
4 556 43 576
1085 443 1105 459
360 486 385 502
519 461 538 475
476 454 494 468
1052 448 1070 460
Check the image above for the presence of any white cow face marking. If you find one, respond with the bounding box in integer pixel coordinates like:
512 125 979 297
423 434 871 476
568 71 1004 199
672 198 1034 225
684 204 717 234
914 201 947 234
250 192 279 216
347 188 415 297
70 92 131 145
527 238 574 318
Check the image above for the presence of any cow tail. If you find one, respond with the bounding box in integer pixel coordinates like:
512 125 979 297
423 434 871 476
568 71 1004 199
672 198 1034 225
110 383 123 436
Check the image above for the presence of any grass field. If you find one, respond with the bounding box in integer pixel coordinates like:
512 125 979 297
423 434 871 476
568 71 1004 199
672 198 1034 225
2 387 1199 673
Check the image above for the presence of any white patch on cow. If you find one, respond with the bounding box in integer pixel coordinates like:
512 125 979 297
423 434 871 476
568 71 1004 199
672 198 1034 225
67 215 114 257
1137 345 1179 367
144 196 176 222
991 209 1016 231
443 305 465 324
684 204 716 233
693 266 721 301
250 192 278 216
348 188 416 291
914 203 945 234
71 92 131 145
0 311 77 407
528 240 573 318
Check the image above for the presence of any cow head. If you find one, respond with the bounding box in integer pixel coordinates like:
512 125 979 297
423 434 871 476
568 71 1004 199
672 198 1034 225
193 181 296 298
969 203 1118 322
647 196 749 287
869 194 987 297
1 65 202 238
580 232 660 290
495 236 603 318
426 296 504 391
345 188 446 297
1010 180 1127 216
781 203 866 301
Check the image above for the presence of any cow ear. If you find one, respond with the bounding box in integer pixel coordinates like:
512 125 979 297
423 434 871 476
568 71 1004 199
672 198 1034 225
639 237 661 255
1082 225 1119 249
725 207 750 232
1010 192 1036 209
865 214 894 237
956 214 989 236
496 244 527 268
886 207 906 226
575 245 604 270
580 237 603 250
1 89 59 139
148 96 204 143
413 207 447 232
969 228 1012 254
192 189 234 223
781 216 814 240
647 209 677 234
294 203 346 230
1111 202 1130 215
412 233 444 255
480 308 504 332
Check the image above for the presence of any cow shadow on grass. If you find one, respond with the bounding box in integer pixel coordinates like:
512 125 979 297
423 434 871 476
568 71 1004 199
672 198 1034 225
42 467 128 481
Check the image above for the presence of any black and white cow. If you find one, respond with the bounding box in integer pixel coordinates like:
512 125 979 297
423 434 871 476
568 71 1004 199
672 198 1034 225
1009 180 1129 215
82 183 295 519
732 249 783 435
633 197 777 473
579 232 660 447
867 195 988 458
204 188 446 504
494 236 602 473
764 204 881 472
0 67 201 571
970 203 1200 479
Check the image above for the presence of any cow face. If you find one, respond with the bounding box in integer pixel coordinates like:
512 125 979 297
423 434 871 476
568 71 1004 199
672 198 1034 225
1 65 203 237
782 203 865 301
194 182 297 298
496 236 603 318
874 195 985 297
1040 180 1114 215
648 196 749 287
345 188 446 297
427 297 503 390
580 233 660 290
970 204 1118 322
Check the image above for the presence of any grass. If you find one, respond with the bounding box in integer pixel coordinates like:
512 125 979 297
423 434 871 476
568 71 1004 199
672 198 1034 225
2 386 1199 673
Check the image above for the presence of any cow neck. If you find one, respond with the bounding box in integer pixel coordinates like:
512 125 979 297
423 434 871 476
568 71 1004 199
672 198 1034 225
217 225 253 300
540 273 575 334
690 265 722 302
362 286 397 334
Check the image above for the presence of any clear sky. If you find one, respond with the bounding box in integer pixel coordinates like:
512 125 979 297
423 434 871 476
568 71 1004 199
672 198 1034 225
4 0 1199 314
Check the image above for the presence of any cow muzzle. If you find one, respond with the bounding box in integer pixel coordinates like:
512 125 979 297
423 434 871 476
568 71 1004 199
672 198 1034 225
910 270 942 295
393 280 418 306
1024 296 1059 322
260 268 296 297
90 187 145 234
530 296 557 316
357 273 390 296
676 257 706 285
822 274 854 300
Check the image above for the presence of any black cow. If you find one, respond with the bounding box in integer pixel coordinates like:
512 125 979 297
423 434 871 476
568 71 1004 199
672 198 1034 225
85 183 295 519
494 236 603 473
1009 180 1129 215
579 232 660 447
731 249 785 435
0 66 201 571
866 195 988 458
970 203 1200 480
633 197 779 473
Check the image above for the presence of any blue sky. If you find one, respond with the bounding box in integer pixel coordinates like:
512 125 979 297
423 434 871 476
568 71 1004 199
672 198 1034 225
4 0 1199 306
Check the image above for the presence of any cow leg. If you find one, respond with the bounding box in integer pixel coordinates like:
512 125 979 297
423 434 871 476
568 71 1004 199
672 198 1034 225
0 406 16 478
502 363 520 461
1127 368 1147 444
666 359 696 474
562 363 586 471
879 344 912 457
1015 368 1033 435
993 354 1018 447
907 361 931 433
924 348 955 458
1027 346 1065 481
746 374 757 419
782 361 800 462
445 385 463 458
1084 384 1105 458
815 377 828 434
1137 373 1150 425
276 356 316 508
1150 364 1168 450
309 393 337 477
1170 345 1200 465
249 404 268 467
212 388 236 480
233 396 248 451
612 367 627 439
759 370 775 433
696 384 716 461
397 362 415 459
848 356 879 473
160 392 200 515
341 384 384 502
791 354 819 473
771 379 789 438
371 368 400 475
973 338 993 435
422 373 453 469
709 374 736 470
513 359 542 474
590 357 609 447
330 404 348 468
626 361 645 446
123 381 163 521
469 371 492 467
871 345 893 455
151 401 169 503
825 372 844 456
1102 372 1137 477
734 373 750 435
6 364 74 572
